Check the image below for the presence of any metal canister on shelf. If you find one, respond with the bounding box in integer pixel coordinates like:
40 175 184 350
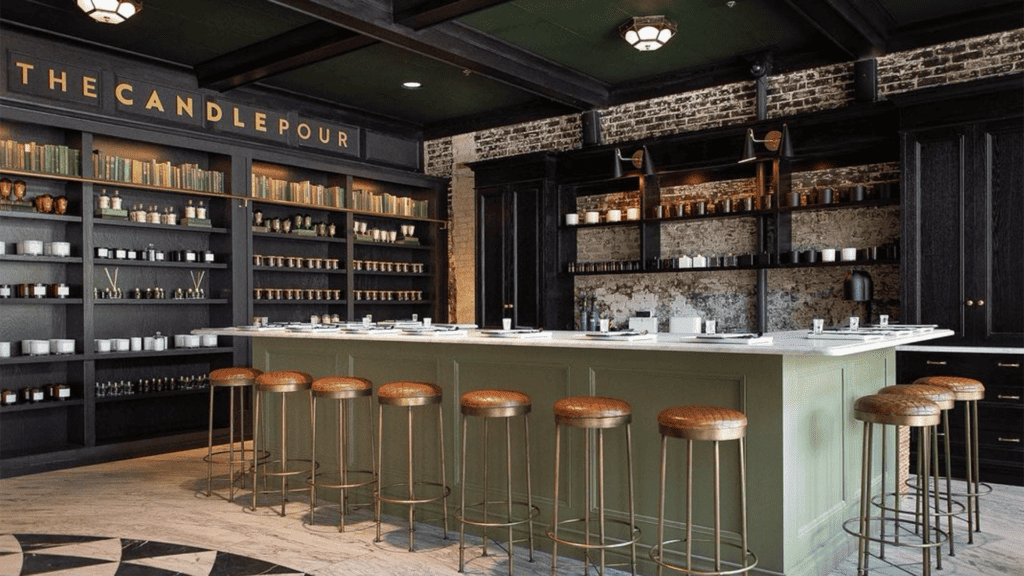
1 389 17 405
22 387 44 403
46 384 71 400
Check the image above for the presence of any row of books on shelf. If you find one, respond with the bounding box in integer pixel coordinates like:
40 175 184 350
0 140 81 176
93 153 225 193
250 174 345 207
351 189 429 218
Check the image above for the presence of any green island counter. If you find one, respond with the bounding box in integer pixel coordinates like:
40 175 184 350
198 325 952 576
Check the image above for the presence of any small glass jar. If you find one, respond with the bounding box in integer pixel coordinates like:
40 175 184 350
98 189 110 210
111 190 123 210
185 199 196 219
196 200 207 220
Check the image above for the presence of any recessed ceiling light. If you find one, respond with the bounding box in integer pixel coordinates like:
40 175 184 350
402 81 422 89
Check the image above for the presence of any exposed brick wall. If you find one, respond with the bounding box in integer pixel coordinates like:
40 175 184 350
423 29 1023 324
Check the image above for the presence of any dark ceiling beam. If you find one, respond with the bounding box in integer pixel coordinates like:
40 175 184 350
392 0 513 30
423 99 578 140
195 21 376 91
886 2 1023 52
780 0 892 58
267 0 608 110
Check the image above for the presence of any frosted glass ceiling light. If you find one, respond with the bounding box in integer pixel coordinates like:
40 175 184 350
619 16 676 51
77 0 142 24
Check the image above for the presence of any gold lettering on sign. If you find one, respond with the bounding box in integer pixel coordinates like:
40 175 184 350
48 69 67 92
318 126 330 144
206 101 222 122
145 90 164 112
82 76 98 98
278 118 290 135
297 122 311 140
176 96 193 118
232 107 245 128
115 83 134 105
338 131 348 148
254 112 267 132
15 61 34 84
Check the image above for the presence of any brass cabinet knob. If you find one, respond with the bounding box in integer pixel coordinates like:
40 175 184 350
966 299 974 306
977 299 985 307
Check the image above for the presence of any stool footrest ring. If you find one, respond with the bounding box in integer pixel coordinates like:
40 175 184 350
870 491 966 518
904 477 993 499
306 469 377 491
254 458 318 477
842 516 949 548
376 481 451 505
454 500 540 529
649 538 758 576
546 517 641 550
203 448 269 465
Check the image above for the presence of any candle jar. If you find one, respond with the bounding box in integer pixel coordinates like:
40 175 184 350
185 199 197 219
111 190 123 210
196 200 207 219
98 189 110 210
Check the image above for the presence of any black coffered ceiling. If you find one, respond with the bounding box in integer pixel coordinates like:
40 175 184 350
1 0 1019 139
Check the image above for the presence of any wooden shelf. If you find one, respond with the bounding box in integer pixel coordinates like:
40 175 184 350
252 231 347 244
0 255 82 264
98 259 227 269
93 298 228 305
0 398 84 413
0 210 82 223
250 198 445 224
91 347 233 361
92 178 229 200
561 219 642 231
0 354 87 366
0 298 83 305
354 270 429 277
353 241 430 250
93 218 228 234
353 300 431 305
253 266 347 274
0 168 83 183
95 387 211 404
254 299 347 305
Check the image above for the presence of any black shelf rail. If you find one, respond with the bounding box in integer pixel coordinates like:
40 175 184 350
93 218 228 235
93 299 229 305
0 298 84 305
91 347 234 361
353 240 430 251
253 266 347 274
0 255 83 264
96 260 228 269
252 231 347 244
0 398 85 413
0 211 83 223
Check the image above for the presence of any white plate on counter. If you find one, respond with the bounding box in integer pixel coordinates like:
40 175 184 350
478 329 551 339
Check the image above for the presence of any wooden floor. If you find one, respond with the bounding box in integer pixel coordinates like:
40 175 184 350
1 447 1021 576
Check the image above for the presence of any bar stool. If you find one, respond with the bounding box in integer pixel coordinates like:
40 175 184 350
375 381 451 551
913 375 989 541
549 396 639 576
878 384 960 564
844 394 944 576
650 406 757 576
308 376 377 532
251 370 315 516
205 367 262 501
456 389 539 574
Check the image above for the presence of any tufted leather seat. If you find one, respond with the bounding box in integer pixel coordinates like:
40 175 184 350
255 370 313 392
312 376 372 399
377 381 442 406
657 405 748 441
913 375 985 402
853 393 940 427
879 384 955 411
461 389 531 417
553 396 631 428
209 367 262 387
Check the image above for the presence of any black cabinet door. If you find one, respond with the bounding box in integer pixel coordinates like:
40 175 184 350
902 120 1024 347
972 121 1023 345
476 183 544 329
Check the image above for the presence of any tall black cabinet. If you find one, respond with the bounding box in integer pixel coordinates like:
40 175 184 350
471 153 570 329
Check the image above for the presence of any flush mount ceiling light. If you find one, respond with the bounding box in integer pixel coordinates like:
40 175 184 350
77 0 142 24
402 81 422 89
619 16 676 51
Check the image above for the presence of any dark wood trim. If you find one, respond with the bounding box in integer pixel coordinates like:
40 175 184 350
886 2 1023 52
779 0 889 59
392 0 513 30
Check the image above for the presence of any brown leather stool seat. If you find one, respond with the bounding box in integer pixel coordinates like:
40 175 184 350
210 367 262 387
460 388 531 418
456 389 538 574
204 367 264 500
377 381 442 406
308 375 376 532
657 405 748 441
553 395 631 428
375 381 450 550
550 395 639 575
255 370 313 392
913 376 985 401
913 375 989 541
251 370 316 516
312 376 372 399
846 394 945 576
879 384 954 410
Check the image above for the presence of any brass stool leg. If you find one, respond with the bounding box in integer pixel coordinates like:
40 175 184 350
598 428 606 575
656 435 667 576
440 402 449 539
408 405 416 551
971 400 981 533
483 418 490 557
375 403 384 543
943 411 955 556
339 398 348 531
459 415 468 573
584 428 591 576
964 403 975 542
931 424 943 570
625 423 637 576
310 395 317 520
505 417 514 575
880 422 887 560
922 423 932 576
713 440 722 573
252 389 261 512
206 385 215 497
228 388 236 501
894 426 902 546
525 414 535 562
550 423 561 576
856 422 870 575
280 392 288 517
740 436 749 571
686 438 693 571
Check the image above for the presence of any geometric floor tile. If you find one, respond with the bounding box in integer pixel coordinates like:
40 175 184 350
1 536 309 576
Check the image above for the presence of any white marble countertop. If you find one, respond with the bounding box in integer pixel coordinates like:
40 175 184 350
896 344 1024 355
197 326 955 357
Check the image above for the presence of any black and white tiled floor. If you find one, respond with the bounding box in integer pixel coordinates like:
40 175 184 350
0 533 308 576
